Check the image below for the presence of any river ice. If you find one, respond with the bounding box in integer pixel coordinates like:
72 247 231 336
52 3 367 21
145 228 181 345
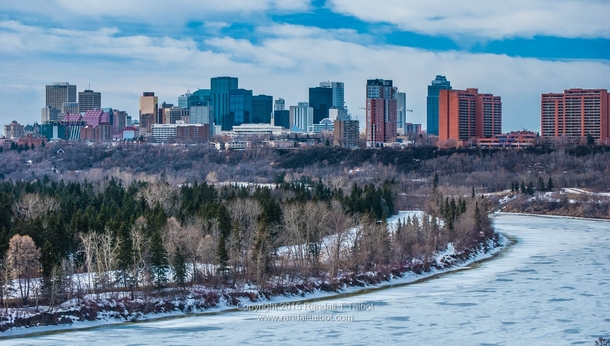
2 213 609 345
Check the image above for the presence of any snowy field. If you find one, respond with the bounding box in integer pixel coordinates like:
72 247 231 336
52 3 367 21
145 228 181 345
2 213 609 345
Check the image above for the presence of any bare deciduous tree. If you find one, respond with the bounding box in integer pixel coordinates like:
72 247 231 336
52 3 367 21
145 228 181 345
79 232 97 294
7 234 41 304
227 199 261 277
206 171 219 185
131 217 150 288
12 193 59 220
137 183 176 214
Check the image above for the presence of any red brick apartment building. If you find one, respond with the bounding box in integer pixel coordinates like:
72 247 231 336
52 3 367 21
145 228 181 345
541 89 609 144
438 88 502 145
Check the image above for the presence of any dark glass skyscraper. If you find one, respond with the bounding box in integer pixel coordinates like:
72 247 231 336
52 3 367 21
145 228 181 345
274 110 290 129
190 89 211 107
309 87 333 124
427 75 452 136
211 77 238 131
229 89 252 127
252 95 273 124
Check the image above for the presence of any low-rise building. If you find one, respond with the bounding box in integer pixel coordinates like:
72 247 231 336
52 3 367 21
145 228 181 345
477 131 537 148
4 121 25 139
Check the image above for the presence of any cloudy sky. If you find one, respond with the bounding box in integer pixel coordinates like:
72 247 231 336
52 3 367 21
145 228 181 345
1 0 609 132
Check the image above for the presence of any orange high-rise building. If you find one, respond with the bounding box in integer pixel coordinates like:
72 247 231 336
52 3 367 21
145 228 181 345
541 89 610 144
438 88 501 144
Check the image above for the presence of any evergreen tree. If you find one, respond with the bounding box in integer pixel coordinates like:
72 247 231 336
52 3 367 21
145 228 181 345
149 229 169 288
116 222 134 289
527 181 534 195
520 181 526 194
547 177 554 191
216 205 232 238
472 186 475 198
216 234 229 276
537 177 545 192
473 202 482 233
40 240 55 285
587 132 595 146
173 247 187 288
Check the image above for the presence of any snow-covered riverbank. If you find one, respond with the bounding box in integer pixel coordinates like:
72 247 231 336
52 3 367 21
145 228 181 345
0 211 508 339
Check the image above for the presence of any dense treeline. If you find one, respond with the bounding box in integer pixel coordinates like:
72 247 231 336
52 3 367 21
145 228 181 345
0 176 410 307
0 173 494 312
2 142 610 195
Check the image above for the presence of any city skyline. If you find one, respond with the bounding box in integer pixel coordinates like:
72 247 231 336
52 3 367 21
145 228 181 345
0 1 609 130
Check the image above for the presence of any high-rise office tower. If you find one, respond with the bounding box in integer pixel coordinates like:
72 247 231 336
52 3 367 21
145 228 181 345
61 102 79 115
158 102 173 124
274 98 285 111
41 106 60 123
113 109 128 135
79 89 101 113
366 79 397 147
274 110 290 129
178 91 192 109
309 86 333 124
139 92 158 135
191 89 211 103
427 75 452 136
229 89 253 127
46 82 77 111
211 77 238 131
190 101 213 125
252 95 273 124
438 88 501 143
396 92 407 135
541 89 610 143
290 102 314 132
319 81 345 109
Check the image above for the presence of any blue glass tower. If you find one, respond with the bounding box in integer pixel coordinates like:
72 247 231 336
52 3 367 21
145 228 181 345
229 89 253 127
309 87 333 124
252 95 273 124
426 75 451 136
211 77 238 131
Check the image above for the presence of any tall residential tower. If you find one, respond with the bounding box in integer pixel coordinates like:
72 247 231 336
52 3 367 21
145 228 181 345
541 89 609 144
366 79 397 147
427 75 451 136
438 88 502 145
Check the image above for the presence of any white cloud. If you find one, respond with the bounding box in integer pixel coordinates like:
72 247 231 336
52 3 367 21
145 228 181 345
0 0 312 24
327 0 610 40
0 21 201 63
0 21 608 134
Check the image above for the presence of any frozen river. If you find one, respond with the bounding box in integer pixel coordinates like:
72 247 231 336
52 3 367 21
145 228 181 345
3 213 609 345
